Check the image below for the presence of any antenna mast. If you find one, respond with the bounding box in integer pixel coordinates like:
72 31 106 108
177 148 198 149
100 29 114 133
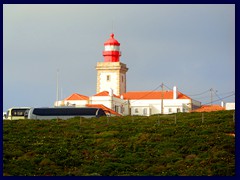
56 69 59 107
161 83 164 114
112 18 116 34
112 19 114 34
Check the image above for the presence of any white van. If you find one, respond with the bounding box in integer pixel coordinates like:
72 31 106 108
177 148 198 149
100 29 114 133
4 107 31 120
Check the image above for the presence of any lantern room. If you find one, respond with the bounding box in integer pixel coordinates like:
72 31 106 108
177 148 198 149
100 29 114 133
102 33 121 62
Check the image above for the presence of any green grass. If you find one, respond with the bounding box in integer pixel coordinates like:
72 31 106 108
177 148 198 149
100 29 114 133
3 110 235 176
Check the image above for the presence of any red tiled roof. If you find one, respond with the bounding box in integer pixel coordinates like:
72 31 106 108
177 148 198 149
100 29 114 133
122 91 190 100
191 105 225 112
65 93 89 101
94 91 120 98
86 104 121 116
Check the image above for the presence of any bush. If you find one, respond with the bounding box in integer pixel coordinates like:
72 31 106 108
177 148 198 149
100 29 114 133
3 111 235 176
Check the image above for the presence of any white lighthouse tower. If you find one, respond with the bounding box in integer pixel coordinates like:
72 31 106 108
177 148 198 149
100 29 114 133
96 33 128 96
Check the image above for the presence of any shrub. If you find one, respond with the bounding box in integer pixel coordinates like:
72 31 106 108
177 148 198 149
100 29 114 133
3 111 235 176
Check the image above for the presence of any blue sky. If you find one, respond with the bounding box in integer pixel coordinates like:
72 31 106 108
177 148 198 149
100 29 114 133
3 4 235 112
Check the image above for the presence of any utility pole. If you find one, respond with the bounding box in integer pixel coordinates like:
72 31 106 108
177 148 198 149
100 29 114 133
161 83 164 114
210 88 213 106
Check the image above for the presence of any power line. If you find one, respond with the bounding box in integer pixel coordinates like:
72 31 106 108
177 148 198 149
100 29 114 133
119 82 234 108
130 84 162 102
120 82 181 106
213 90 224 102
192 91 235 101
194 95 212 100
177 87 235 101
120 83 162 106
219 91 235 96
163 83 172 90
187 89 210 96
202 93 235 105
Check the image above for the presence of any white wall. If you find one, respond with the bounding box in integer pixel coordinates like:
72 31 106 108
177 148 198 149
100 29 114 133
90 95 129 115
163 99 192 114
54 100 88 107
129 99 194 116
90 96 113 109
54 93 201 116
225 103 235 110
99 72 118 95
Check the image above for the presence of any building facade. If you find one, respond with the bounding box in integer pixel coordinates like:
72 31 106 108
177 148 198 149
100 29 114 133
225 103 235 110
122 87 201 116
54 33 202 116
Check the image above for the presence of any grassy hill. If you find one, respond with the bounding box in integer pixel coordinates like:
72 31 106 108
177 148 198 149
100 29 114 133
3 110 235 176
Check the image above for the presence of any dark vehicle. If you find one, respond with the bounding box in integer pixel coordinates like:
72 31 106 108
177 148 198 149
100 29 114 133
27 107 106 120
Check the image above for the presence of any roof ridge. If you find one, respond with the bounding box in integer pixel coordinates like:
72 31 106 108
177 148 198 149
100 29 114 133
94 91 120 98
86 104 121 116
191 104 225 112
65 93 89 100
123 91 190 100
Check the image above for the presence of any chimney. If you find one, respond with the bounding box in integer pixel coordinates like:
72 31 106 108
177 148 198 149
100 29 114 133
173 86 178 99
221 101 225 108
109 88 113 97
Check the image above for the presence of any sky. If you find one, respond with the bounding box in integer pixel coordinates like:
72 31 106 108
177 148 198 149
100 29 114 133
3 4 235 112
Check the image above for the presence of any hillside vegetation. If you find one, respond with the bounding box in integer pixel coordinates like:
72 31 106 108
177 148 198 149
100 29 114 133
3 110 235 176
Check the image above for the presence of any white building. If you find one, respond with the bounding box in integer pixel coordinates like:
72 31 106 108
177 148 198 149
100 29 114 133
122 87 201 116
225 102 235 110
54 91 123 116
54 93 89 107
55 86 201 116
54 33 201 116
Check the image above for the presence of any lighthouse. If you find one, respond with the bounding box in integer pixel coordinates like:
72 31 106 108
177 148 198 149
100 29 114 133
96 33 128 96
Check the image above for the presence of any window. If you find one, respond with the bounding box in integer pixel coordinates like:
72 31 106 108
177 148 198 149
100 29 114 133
32 108 105 116
11 109 28 116
168 108 172 113
143 108 147 115
121 106 124 113
122 75 124 82
134 108 139 113
177 108 181 113
107 75 110 81
115 105 118 113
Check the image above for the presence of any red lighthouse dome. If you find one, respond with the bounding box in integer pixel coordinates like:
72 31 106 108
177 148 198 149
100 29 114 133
103 33 121 62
